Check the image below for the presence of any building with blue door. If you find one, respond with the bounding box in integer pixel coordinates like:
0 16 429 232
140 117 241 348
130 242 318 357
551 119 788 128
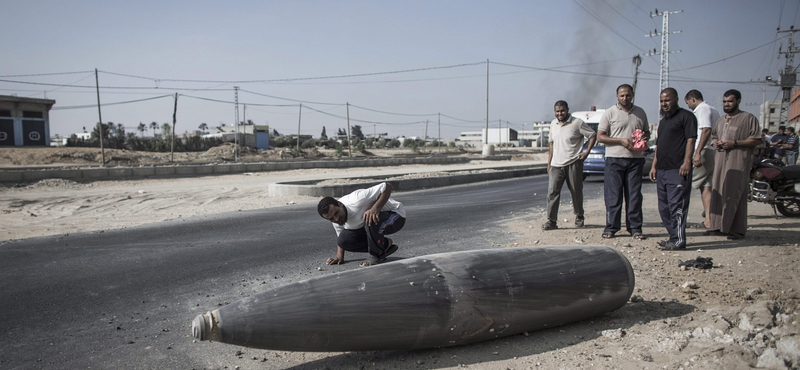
0 95 56 147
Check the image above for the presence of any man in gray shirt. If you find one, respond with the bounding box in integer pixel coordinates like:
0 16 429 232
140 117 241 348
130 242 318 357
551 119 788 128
543 100 597 230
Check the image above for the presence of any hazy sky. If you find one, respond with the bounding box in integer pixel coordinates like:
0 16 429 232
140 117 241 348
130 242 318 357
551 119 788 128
2 0 798 139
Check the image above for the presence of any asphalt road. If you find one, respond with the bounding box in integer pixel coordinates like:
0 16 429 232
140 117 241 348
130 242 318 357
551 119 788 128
0 174 606 369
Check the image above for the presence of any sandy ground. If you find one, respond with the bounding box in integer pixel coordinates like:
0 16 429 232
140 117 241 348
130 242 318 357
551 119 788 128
2 147 800 369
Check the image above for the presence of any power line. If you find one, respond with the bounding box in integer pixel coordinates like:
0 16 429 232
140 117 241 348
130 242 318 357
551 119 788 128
490 61 635 79
51 94 174 110
573 0 646 53
238 89 342 106
98 62 486 84
0 71 94 78
348 104 437 117
673 35 788 72
179 94 298 107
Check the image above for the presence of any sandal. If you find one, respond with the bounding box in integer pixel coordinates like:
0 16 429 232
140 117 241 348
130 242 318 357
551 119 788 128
542 221 558 230
632 232 647 240
601 232 615 239
361 243 399 267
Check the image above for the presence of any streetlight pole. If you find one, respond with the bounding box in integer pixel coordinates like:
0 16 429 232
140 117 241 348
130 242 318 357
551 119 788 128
763 76 773 131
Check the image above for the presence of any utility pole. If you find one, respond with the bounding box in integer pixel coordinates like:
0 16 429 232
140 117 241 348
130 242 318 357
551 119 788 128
762 76 774 131
171 93 177 162
234 86 239 162
346 102 352 157
777 26 799 128
645 9 682 91
424 120 428 149
631 54 642 101
296 104 302 153
94 68 105 166
438 113 441 154
485 59 489 146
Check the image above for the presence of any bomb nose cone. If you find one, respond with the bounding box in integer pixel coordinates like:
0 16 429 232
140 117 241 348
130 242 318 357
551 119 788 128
192 312 212 341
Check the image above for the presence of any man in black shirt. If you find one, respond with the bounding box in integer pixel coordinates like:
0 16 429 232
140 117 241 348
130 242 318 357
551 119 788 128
649 88 697 250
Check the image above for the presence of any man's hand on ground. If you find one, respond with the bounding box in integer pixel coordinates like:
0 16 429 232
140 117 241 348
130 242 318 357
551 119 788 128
326 257 344 265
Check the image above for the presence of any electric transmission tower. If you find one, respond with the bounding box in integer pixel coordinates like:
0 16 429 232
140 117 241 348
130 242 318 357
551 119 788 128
645 9 682 91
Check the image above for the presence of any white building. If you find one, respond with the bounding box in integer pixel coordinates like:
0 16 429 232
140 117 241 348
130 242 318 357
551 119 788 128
761 100 789 132
458 128 519 147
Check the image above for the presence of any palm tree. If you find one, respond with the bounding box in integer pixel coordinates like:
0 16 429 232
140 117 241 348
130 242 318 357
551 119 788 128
161 123 171 139
138 122 147 138
198 123 208 134
149 121 158 136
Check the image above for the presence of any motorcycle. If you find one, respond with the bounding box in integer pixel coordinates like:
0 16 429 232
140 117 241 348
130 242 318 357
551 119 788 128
748 157 800 217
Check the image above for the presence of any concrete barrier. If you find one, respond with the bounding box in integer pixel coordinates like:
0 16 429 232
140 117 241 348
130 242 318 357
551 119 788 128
268 165 546 198
0 156 473 183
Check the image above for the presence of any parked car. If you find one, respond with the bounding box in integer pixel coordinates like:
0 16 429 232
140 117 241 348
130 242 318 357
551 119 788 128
582 141 655 180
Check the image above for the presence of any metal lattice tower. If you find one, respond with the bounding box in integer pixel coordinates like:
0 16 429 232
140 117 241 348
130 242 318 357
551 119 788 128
645 9 682 91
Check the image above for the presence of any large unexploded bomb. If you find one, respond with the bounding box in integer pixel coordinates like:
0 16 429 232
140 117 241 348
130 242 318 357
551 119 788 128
192 246 635 351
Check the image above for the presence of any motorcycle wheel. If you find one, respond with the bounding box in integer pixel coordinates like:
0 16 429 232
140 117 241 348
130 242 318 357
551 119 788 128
776 198 800 217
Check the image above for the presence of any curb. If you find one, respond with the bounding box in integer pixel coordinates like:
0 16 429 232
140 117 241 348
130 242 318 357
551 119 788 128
269 165 547 197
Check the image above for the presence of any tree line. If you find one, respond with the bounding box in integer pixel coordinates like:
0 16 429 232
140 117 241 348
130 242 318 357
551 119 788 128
66 122 454 154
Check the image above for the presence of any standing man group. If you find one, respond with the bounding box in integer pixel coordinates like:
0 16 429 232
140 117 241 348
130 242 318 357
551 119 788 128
707 89 763 240
542 100 597 230
685 90 720 230
650 88 697 250
597 84 650 240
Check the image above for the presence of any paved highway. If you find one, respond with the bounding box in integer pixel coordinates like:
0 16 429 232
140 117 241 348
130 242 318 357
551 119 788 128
0 174 605 369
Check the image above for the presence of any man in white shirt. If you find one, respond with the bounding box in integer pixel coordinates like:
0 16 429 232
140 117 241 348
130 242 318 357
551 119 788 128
542 100 597 230
684 90 720 229
318 182 406 267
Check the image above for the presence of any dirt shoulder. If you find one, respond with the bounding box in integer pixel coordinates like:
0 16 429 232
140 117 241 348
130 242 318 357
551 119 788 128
500 185 800 369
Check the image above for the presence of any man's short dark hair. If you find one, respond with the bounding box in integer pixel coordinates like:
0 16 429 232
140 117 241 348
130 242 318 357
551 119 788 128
661 87 678 99
780 126 787 130
617 84 634 94
788 127 796 133
554 100 569 109
723 89 741 101
762 128 769 133
317 196 337 217
685 89 703 101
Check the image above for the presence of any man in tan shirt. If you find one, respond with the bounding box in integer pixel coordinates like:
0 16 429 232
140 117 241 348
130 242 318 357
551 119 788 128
543 100 597 230
597 84 650 240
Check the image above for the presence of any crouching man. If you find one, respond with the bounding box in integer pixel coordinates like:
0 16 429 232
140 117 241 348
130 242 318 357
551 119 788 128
317 182 406 267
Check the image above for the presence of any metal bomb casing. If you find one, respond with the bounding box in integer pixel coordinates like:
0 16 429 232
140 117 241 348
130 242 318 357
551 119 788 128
192 246 635 351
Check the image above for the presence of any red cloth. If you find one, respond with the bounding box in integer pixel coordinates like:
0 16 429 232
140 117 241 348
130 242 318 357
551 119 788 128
632 129 648 152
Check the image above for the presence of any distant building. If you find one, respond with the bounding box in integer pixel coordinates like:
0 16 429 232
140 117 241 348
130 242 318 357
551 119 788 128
789 87 800 128
761 100 789 132
0 95 56 147
517 122 550 148
457 128 519 147
204 124 257 147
